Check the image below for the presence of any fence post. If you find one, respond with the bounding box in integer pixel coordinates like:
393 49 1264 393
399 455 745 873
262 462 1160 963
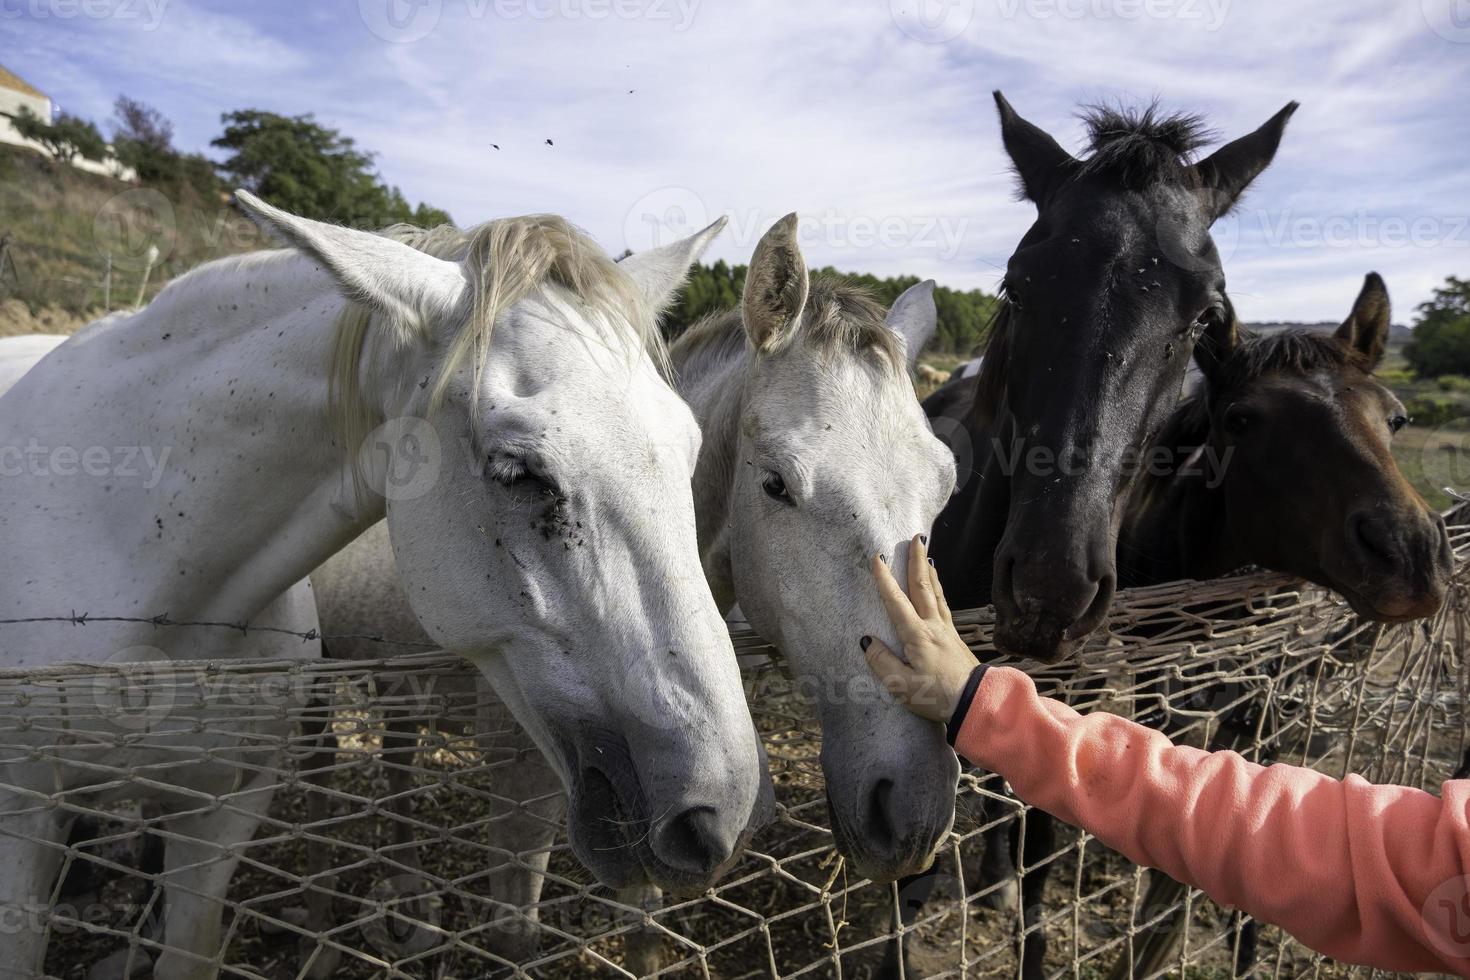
103 253 112 311
135 245 158 309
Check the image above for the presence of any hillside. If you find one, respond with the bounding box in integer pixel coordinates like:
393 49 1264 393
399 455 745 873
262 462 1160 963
0 142 264 335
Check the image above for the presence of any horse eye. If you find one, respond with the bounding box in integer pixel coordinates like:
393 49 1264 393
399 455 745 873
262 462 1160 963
1003 280 1023 310
1223 406 1253 436
487 455 551 491
1195 306 1224 329
762 471 792 503
1389 414 1410 434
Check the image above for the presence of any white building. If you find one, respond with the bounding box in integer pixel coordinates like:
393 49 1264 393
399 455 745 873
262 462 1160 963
0 65 137 182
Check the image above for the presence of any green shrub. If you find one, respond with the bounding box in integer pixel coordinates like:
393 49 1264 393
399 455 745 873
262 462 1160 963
1405 277 1470 378
1405 395 1465 429
1438 375 1470 393
1378 368 1415 386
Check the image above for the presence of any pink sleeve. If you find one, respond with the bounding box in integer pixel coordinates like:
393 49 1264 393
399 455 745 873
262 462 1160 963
952 665 1470 976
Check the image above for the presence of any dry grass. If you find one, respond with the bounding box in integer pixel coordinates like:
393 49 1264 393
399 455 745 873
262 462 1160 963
0 143 262 333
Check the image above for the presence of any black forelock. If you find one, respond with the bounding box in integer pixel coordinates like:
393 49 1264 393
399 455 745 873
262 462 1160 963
1076 101 1215 191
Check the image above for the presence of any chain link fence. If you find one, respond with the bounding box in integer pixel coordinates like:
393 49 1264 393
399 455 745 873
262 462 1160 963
2 514 1467 979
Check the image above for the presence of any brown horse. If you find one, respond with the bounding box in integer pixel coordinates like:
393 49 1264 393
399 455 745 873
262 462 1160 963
1120 271 1449 612
1103 271 1451 977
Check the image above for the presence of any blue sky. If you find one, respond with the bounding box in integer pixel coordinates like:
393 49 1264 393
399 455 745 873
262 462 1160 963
2 0 1467 322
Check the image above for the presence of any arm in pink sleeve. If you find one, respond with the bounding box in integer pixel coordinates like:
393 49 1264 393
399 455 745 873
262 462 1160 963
951 665 1470 976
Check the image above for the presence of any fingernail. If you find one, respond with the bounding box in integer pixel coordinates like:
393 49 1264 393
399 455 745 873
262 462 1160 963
927 557 936 567
919 534 929 546
860 636 872 651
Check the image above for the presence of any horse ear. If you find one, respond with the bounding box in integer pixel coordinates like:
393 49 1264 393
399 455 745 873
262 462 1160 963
1194 308 1240 384
618 216 729 313
234 190 466 332
993 91 1077 206
1336 272 1391 369
1189 102 1298 222
886 280 938 368
742 213 808 354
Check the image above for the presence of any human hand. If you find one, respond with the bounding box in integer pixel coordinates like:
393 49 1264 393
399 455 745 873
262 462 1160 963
862 533 980 724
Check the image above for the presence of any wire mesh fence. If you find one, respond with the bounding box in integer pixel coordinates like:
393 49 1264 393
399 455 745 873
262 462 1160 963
2 512 1467 979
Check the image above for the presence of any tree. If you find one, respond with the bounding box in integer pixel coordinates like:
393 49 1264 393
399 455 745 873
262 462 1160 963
660 260 998 356
6 106 106 164
1405 276 1470 378
212 110 451 228
109 96 222 198
113 96 173 153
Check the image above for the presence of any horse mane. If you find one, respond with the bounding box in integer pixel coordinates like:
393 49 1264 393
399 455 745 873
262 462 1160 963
330 215 657 496
967 295 1013 429
671 276 904 375
1076 101 1214 190
1132 328 1368 512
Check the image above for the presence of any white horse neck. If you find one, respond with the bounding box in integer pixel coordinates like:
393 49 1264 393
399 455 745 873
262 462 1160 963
0 250 381 664
671 323 751 611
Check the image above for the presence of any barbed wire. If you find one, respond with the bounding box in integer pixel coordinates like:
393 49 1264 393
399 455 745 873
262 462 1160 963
0 612 439 650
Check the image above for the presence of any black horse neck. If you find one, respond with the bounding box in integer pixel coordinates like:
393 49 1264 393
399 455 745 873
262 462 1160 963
1117 445 1237 588
926 388 1010 609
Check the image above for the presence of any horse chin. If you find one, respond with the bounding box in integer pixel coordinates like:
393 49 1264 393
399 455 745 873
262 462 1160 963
1335 583 1446 624
992 615 1081 664
566 766 646 889
823 786 949 884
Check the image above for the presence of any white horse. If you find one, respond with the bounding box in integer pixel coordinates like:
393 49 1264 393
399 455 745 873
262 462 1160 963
0 195 770 979
303 214 961 971
674 214 960 880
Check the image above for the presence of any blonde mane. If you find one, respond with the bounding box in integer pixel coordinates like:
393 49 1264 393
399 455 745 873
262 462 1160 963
329 215 660 496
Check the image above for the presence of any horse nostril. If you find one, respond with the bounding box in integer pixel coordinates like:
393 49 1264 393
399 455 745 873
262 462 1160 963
651 806 734 877
1065 572 1115 641
866 778 897 849
1350 513 1399 568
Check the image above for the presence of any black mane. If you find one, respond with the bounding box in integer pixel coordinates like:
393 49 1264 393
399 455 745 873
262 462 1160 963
1077 101 1214 190
968 295 1014 428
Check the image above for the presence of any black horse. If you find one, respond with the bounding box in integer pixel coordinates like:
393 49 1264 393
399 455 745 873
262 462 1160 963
928 92 1297 664
887 91 1298 980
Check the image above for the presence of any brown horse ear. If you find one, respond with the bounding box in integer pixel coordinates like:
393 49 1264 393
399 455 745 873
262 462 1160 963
993 91 1077 206
1194 310 1240 384
742 213 808 354
1336 272 1391 370
1189 101 1298 222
